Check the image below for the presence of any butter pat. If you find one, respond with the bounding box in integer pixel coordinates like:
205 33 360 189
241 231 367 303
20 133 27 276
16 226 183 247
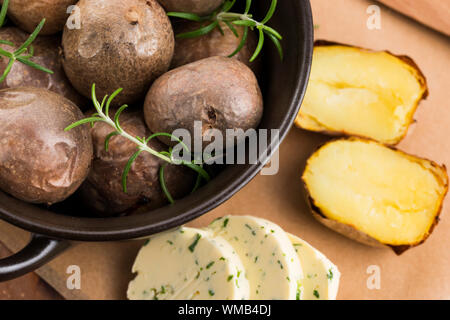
208 216 304 300
288 234 340 300
127 227 250 300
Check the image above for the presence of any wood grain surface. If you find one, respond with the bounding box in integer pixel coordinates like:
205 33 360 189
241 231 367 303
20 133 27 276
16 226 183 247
377 0 450 35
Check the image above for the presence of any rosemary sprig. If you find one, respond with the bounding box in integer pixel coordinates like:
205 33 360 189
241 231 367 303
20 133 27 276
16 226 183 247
167 0 283 62
0 0 53 82
65 84 210 203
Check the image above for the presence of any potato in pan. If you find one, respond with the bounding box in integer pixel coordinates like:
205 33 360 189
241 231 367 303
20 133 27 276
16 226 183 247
0 87 92 205
157 0 224 16
302 138 448 254
295 41 428 145
79 110 195 216
0 0 77 35
0 27 86 107
171 21 259 73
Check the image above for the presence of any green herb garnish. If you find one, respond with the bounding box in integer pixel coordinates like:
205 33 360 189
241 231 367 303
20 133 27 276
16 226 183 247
206 261 215 269
167 0 283 62
208 289 215 296
327 268 334 280
65 84 211 203
0 0 53 82
188 233 202 252
313 290 320 299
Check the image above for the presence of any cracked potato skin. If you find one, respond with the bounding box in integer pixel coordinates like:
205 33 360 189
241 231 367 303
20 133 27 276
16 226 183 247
0 0 77 35
61 0 174 106
80 110 195 216
0 87 93 205
171 21 259 73
144 56 263 148
0 27 86 108
157 0 223 16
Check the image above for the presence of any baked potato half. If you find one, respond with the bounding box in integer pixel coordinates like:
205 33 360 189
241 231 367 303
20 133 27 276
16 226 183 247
302 138 448 254
295 41 428 145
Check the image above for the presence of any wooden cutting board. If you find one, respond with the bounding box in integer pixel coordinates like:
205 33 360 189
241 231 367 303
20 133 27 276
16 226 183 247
377 0 450 35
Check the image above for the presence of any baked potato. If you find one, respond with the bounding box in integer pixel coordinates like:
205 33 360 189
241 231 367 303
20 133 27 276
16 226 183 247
302 138 448 254
0 87 92 205
144 56 263 149
80 110 195 216
0 0 77 35
171 21 259 72
158 0 223 16
61 0 174 106
0 27 86 107
295 41 428 145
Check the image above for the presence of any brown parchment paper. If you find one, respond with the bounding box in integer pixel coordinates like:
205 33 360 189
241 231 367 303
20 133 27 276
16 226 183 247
0 0 449 300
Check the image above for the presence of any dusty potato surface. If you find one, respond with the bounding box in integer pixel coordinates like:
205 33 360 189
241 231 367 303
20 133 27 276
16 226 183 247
144 56 263 149
0 87 92 205
0 0 77 35
62 0 174 106
158 0 223 16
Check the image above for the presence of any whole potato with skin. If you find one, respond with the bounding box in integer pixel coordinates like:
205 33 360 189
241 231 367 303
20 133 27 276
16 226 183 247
0 87 92 205
158 0 223 16
171 21 259 72
144 56 263 149
80 110 195 216
0 27 86 108
0 0 77 35
62 0 174 106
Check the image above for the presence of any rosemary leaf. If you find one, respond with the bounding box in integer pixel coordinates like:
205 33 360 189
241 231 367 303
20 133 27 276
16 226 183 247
159 165 175 204
250 28 265 62
228 26 248 58
176 21 219 39
104 131 120 151
64 117 104 131
264 30 283 61
167 12 203 22
122 149 143 193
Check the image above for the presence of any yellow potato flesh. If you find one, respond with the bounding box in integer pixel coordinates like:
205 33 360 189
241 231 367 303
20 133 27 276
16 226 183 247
296 46 427 144
303 139 447 245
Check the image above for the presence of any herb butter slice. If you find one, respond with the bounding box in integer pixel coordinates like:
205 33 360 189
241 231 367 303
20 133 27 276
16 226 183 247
208 216 304 300
288 233 340 300
127 227 250 300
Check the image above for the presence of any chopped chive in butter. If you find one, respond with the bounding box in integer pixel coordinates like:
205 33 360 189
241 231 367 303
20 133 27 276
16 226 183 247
313 290 320 299
188 234 201 252
327 268 334 280
206 261 215 269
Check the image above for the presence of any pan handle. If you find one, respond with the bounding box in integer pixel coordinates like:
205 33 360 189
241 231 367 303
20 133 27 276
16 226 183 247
0 234 69 282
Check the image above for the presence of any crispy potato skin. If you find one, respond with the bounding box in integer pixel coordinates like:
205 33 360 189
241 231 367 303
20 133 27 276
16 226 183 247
61 0 174 106
0 27 86 108
158 0 223 16
80 110 195 216
295 40 428 145
144 56 263 148
171 21 259 73
302 138 448 255
0 87 92 205
0 0 77 35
